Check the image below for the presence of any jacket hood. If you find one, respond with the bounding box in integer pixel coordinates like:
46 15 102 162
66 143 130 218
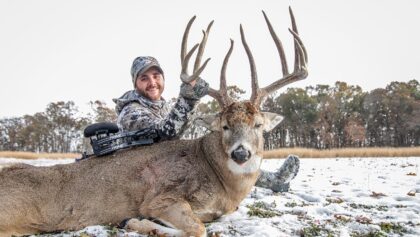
113 90 166 115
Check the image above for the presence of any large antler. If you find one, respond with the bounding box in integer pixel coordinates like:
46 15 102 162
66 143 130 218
181 16 235 108
180 16 213 84
241 7 308 107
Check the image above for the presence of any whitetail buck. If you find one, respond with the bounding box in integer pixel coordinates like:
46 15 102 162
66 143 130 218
0 7 307 237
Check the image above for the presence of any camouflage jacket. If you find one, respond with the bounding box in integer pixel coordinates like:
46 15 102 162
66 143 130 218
113 79 208 140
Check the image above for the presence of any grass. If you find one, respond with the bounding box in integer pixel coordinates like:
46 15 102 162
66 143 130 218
379 222 406 235
0 151 79 160
246 201 281 218
349 222 407 237
263 147 420 159
1 146 419 160
300 223 335 237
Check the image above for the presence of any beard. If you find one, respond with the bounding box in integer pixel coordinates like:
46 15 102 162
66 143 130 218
138 84 164 101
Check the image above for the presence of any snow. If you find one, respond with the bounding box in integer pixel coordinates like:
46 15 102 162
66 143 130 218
0 157 75 167
0 156 419 236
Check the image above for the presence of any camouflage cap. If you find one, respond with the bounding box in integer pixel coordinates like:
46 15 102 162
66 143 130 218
131 56 164 87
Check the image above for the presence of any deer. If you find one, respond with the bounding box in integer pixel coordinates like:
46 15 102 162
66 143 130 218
0 7 307 237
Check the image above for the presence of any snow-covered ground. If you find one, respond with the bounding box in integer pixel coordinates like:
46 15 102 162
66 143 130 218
0 157 75 167
0 157 419 237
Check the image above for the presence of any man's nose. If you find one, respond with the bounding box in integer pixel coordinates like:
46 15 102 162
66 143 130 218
149 78 158 86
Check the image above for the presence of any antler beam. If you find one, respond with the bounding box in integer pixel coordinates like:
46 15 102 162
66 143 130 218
240 7 308 107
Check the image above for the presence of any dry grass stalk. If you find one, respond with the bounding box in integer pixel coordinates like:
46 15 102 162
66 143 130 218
1 147 419 160
263 147 420 159
0 151 79 160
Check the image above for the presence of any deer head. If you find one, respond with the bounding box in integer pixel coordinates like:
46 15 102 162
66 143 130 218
184 7 308 172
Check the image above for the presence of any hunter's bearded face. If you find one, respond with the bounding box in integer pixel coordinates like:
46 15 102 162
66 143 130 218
135 67 165 101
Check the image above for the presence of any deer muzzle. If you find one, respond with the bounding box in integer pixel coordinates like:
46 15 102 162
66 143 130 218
231 145 251 165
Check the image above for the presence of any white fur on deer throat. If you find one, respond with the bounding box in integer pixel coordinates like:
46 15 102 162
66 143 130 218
227 141 261 174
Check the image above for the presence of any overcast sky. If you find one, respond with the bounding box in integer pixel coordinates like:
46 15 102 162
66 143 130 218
0 0 419 118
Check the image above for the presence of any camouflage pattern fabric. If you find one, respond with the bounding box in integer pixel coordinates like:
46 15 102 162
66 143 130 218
113 78 208 140
256 155 300 192
179 78 209 100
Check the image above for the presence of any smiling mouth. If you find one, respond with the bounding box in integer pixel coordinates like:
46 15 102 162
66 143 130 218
147 87 160 92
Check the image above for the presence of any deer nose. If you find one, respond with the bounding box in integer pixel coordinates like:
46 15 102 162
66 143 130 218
231 145 251 164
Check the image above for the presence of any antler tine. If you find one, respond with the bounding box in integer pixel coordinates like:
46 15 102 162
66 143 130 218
289 6 298 34
240 24 260 105
208 39 234 107
189 57 211 82
181 16 196 63
289 7 301 72
194 21 214 72
181 43 199 76
220 39 234 105
289 28 308 65
262 10 289 76
220 39 234 96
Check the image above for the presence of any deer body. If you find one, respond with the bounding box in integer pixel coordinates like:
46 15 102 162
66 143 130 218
0 119 263 237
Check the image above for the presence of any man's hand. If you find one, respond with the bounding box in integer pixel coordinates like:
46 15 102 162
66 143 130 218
189 80 196 87
180 70 204 87
180 77 209 100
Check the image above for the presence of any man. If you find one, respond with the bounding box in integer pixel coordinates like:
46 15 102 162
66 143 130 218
114 56 299 192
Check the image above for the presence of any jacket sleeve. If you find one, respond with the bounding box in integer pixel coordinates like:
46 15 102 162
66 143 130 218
117 97 197 140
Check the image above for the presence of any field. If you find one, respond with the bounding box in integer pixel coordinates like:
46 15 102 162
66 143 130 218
0 156 419 236
1 146 420 160
263 147 420 159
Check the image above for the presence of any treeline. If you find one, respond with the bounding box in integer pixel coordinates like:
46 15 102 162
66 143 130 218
1 80 419 153
0 101 116 153
263 80 420 149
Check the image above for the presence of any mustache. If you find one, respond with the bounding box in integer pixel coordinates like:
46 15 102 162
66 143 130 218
146 84 161 90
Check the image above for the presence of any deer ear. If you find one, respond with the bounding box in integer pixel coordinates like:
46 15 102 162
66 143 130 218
194 114 221 131
261 112 284 132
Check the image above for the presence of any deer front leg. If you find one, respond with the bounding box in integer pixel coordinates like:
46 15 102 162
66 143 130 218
125 218 183 237
126 201 206 237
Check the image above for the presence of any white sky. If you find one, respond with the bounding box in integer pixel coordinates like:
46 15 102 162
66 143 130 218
0 0 419 118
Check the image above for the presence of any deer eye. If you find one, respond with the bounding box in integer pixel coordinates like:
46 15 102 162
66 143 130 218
255 123 263 129
222 125 229 131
